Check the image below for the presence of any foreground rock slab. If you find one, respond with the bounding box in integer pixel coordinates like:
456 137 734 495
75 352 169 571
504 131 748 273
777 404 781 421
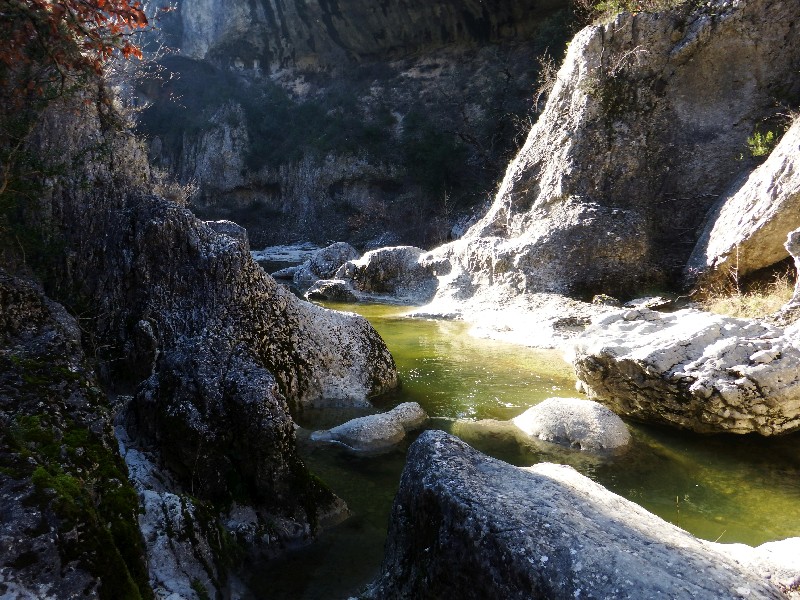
512 397 630 451
310 402 428 452
366 431 787 600
570 308 800 435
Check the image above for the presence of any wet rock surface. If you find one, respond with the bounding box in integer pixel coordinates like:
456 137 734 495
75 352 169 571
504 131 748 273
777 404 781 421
571 308 800 435
512 397 630 451
366 430 787 600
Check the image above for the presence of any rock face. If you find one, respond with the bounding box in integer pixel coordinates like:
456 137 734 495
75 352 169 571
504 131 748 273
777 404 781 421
688 118 800 284
418 0 800 309
6 91 399 595
570 308 800 435
0 274 150 598
512 397 630 451
366 431 786 599
164 0 562 69
137 0 574 250
310 402 428 452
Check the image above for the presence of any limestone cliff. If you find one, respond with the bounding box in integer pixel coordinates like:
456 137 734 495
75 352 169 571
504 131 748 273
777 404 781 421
136 1 574 248
419 0 800 306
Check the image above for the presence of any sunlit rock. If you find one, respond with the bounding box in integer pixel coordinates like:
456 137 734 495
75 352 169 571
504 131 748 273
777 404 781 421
512 397 630 451
570 308 800 435
310 402 428 452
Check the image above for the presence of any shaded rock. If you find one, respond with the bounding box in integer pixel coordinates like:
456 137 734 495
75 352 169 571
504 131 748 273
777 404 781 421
570 308 800 435
0 273 150 599
512 397 630 451
366 431 785 600
310 402 428 452
305 279 358 303
688 118 800 284
331 246 439 304
291 242 359 288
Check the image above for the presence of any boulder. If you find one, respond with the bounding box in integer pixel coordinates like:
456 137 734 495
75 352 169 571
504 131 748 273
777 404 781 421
512 397 630 451
366 431 786 600
570 308 800 435
687 118 800 284
310 402 428 452
329 246 440 304
305 279 358 303
291 241 360 288
713 538 800 598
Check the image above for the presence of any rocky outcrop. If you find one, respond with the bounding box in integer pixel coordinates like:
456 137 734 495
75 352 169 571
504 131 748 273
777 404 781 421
512 397 630 451
570 308 800 435
366 431 788 599
9 90 399 595
0 273 150 598
416 0 800 310
310 402 428 453
688 118 800 284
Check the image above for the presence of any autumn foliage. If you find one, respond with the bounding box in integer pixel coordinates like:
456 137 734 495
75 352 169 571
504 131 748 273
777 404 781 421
1 0 148 98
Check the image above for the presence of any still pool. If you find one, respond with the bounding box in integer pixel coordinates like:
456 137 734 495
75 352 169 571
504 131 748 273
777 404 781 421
248 303 800 599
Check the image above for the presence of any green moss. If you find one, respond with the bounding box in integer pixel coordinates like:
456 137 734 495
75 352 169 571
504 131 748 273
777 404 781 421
4 411 152 600
191 579 212 600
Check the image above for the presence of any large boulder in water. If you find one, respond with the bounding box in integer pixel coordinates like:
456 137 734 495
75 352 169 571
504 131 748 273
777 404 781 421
289 241 360 288
570 308 800 435
512 397 630 451
365 431 788 599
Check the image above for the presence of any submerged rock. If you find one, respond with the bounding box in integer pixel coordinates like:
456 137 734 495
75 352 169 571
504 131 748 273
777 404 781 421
512 397 630 451
310 402 428 452
366 431 786 599
570 308 800 435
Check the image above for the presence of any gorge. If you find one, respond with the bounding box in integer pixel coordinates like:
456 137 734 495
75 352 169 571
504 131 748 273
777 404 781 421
2 0 800 598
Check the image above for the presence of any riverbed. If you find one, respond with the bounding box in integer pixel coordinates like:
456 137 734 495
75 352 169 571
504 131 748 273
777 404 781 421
248 302 800 599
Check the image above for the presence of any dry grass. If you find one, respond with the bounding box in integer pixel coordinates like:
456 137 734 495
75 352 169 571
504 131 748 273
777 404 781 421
699 270 795 319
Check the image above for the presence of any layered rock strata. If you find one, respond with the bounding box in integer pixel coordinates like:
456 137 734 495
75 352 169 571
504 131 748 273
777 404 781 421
570 308 800 435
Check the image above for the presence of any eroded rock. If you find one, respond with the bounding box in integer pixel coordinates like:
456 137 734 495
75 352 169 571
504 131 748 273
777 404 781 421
688 118 800 284
310 402 428 452
366 431 786 599
512 397 630 451
289 242 360 289
570 308 800 435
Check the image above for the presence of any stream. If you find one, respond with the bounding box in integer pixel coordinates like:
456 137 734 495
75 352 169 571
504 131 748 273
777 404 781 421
248 302 800 599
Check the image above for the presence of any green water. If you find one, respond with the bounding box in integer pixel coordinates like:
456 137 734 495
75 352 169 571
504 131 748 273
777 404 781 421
249 302 800 599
